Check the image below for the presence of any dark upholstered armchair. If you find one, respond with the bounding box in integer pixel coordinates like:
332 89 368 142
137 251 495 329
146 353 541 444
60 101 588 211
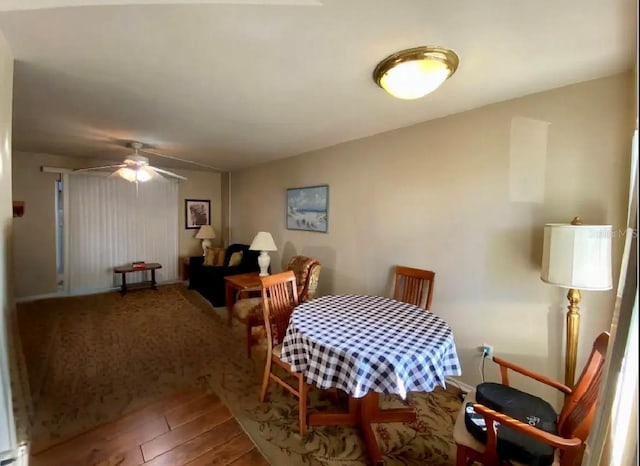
188 243 260 307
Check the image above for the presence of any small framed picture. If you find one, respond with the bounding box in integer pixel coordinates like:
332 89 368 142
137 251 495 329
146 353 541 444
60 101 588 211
286 185 328 233
185 199 211 229
12 201 25 218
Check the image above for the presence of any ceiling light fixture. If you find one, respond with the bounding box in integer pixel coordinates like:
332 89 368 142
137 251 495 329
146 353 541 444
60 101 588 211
373 46 459 100
116 164 152 183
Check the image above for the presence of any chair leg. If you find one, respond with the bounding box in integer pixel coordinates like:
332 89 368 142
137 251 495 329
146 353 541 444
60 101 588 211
260 356 272 402
298 374 309 435
455 444 468 466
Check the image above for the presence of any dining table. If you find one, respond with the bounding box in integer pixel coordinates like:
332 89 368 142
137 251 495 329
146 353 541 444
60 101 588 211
280 294 462 465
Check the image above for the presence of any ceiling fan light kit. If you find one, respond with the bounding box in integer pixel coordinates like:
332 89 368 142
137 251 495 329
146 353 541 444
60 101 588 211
373 46 459 100
115 166 152 183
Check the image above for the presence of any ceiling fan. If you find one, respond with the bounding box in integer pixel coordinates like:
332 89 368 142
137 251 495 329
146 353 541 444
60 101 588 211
73 142 188 183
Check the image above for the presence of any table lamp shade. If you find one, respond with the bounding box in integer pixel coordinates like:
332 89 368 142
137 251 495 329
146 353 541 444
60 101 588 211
541 223 613 290
250 232 277 277
249 232 277 251
195 225 216 239
195 225 215 256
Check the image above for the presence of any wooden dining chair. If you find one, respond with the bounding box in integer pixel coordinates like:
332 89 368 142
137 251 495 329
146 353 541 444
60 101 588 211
258 270 310 434
453 331 609 466
393 265 435 310
233 255 321 357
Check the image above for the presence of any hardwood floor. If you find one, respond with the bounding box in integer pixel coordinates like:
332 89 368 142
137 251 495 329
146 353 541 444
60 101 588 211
30 388 270 466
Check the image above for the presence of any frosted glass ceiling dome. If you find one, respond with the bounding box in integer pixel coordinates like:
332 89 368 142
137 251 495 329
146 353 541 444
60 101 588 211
373 46 459 100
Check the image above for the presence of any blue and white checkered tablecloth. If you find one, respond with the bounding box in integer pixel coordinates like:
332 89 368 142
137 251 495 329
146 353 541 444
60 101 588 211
280 294 461 399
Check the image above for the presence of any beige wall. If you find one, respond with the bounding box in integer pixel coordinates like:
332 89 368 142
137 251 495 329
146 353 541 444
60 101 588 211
220 172 230 247
178 169 223 258
11 153 60 297
0 30 16 453
11 152 222 298
230 72 635 404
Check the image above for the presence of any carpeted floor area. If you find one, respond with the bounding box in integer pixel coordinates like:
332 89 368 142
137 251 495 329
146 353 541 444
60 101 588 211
17 284 463 465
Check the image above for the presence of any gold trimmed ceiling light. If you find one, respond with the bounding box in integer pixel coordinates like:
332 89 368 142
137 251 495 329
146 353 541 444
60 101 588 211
373 46 459 100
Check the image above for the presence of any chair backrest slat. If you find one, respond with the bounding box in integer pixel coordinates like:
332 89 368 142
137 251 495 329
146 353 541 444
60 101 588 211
558 331 609 441
393 265 435 310
260 270 299 347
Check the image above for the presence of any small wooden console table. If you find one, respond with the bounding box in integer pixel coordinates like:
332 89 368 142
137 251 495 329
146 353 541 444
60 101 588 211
114 263 162 295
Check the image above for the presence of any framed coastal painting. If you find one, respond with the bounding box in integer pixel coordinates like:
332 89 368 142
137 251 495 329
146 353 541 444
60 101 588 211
185 199 211 229
287 185 328 233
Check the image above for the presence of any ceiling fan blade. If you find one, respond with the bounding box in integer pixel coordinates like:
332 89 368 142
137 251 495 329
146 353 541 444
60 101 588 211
140 148 223 172
150 166 188 181
73 164 126 173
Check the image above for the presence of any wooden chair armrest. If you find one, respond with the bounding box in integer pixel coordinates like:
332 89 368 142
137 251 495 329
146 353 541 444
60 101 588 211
492 355 572 395
474 403 583 465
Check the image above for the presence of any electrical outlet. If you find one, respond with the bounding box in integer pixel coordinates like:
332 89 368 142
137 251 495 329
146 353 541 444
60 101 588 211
480 343 493 357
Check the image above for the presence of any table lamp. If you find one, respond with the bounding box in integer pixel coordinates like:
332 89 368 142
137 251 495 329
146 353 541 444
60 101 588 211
249 231 277 276
540 217 612 386
195 225 216 256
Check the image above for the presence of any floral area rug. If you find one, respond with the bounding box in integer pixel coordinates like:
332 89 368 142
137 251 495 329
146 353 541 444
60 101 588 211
17 284 463 464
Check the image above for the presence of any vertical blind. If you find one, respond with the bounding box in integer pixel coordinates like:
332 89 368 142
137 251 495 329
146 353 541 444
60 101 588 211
67 175 179 294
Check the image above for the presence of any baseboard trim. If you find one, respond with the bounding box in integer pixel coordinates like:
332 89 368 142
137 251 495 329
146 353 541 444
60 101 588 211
14 288 118 303
445 376 473 394
14 291 67 303
14 279 183 303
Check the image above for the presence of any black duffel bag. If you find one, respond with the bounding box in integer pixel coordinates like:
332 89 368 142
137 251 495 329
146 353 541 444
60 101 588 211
464 382 558 466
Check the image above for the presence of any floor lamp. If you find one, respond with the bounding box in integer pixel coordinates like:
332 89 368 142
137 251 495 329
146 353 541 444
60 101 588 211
540 217 613 386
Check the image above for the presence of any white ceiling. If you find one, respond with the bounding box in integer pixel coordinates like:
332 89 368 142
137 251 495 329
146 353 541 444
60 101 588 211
0 0 636 171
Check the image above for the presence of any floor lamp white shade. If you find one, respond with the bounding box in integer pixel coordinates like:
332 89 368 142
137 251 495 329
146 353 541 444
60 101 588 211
195 225 216 256
249 231 277 276
541 223 613 290
540 221 612 385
